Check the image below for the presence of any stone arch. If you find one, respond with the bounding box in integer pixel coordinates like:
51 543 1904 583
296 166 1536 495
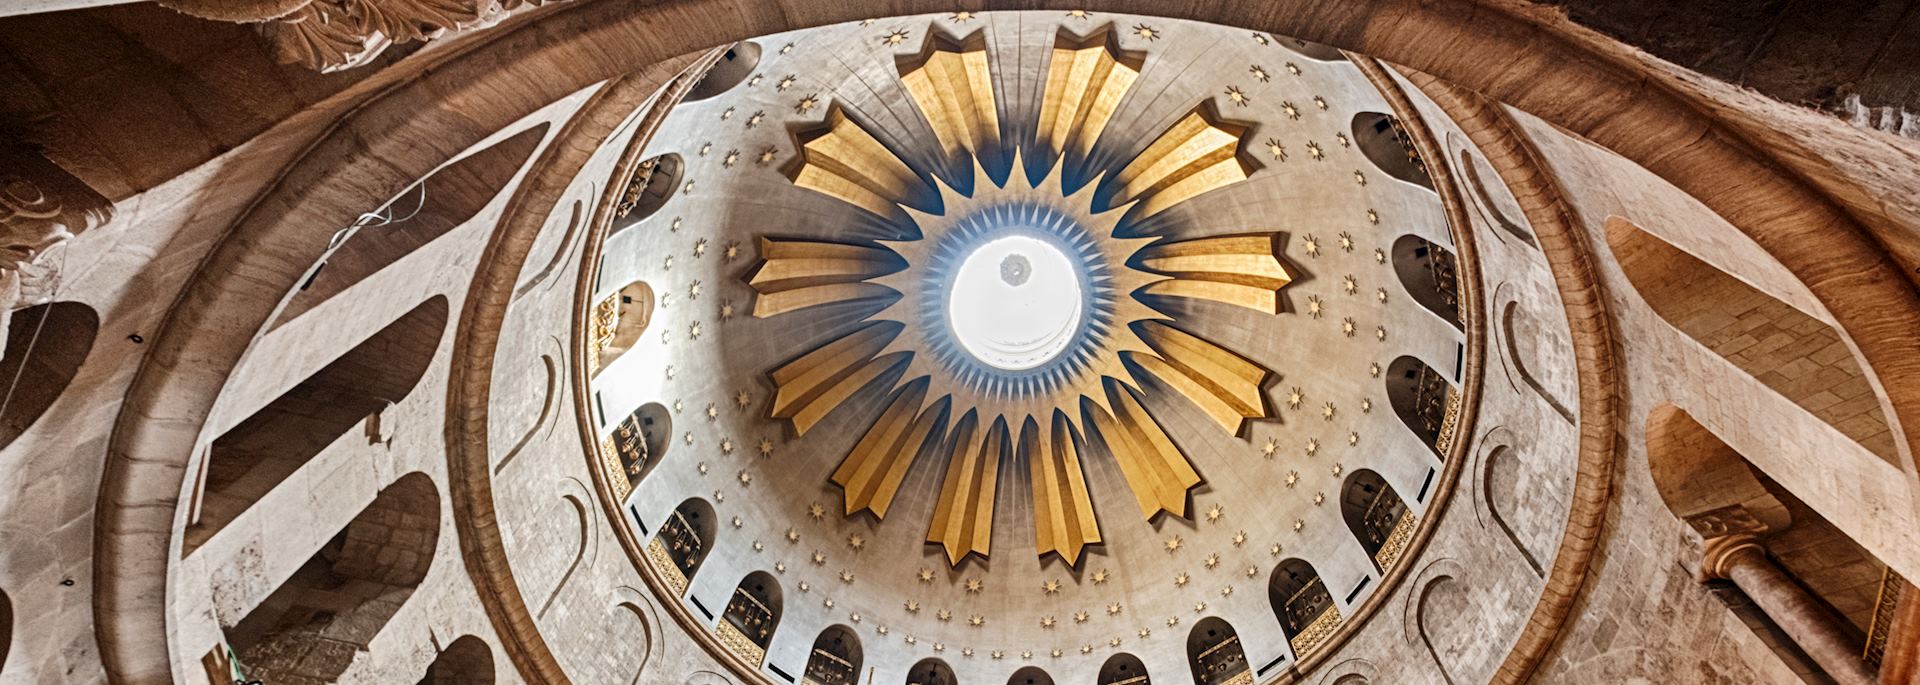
1499 298 1573 424
1098 652 1150 685
1475 441 1545 578
1007 666 1055 685
224 471 440 684
803 625 862 685
1391 234 1463 329
1270 558 1339 659
1341 469 1415 573
0 300 96 450
1313 658 1379 685
1452 145 1533 248
536 486 596 620
652 497 716 596
592 279 656 374
273 124 548 327
1386 355 1459 457
1352 112 1431 189
907 657 957 685
515 194 590 299
719 571 782 665
1186 616 1250 685
609 153 683 234
184 295 448 555
494 352 559 476
685 41 762 101
1414 573 1469 685
1604 216 1896 463
1644 404 1791 537
418 635 494 685
613 586 660 685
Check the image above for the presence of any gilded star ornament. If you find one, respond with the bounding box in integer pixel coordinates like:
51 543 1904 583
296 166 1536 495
1042 579 1062 595
882 29 909 46
1250 65 1271 82
795 95 820 115
1225 86 1250 106
745 109 764 130
1265 138 1286 161
1132 23 1159 40
752 39 1293 567
1091 569 1109 584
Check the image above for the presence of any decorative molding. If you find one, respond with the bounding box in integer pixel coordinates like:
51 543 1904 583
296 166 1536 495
159 0 558 72
0 142 111 358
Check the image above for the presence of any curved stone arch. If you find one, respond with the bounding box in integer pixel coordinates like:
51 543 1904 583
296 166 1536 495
1497 294 1574 425
1398 557 1471 684
1390 234 1465 330
1644 403 1791 537
1312 658 1379 685
1466 430 1546 579
535 478 601 620
492 352 559 476
0 300 97 451
515 190 593 300
1445 132 1534 249
1351 111 1432 190
90 3 1920 683
612 585 661 684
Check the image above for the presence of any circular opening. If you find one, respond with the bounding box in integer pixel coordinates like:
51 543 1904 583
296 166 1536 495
946 236 1084 370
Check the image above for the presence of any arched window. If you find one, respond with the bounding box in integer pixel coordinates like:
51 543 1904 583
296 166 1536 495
609 154 683 235
651 498 715 597
1385 356 1459 456
185 296 448 555
1341 469 1415 572
1269 559 1340 658
275 125 546 327
590 280 655 374
907 658 956 685
1098 653 1150 685
0 300 96 450
1391 235 1463 328
1606 216 1896 463
803 625 862 685
1007 666 1055 685
719 571 781 666
685 42 762 101
1352 112 1431 189
1186 617 1249 685
417 635 494 685
226 472 440 684
604 402 671 500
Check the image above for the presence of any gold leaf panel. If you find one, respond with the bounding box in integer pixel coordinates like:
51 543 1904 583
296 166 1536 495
1138 234 1293 313
1110 104 1257 218
1087 379 1202 520
788 106 924 217
899 33 1001 160
768 322 904 436
927 410 1005 565
1130 321 1270 434
1037 28 1142 161
1026 412 1101 565
832 380 949 518
747 237 901 317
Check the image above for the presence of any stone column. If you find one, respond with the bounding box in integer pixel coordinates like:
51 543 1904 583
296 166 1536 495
1703 535 1878 685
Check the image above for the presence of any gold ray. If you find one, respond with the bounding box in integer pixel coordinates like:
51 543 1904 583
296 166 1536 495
748 237 902 317
833 380 949 518
1026 412 1101 565
927 410 1004 564
1110 103 1257 218
1129 321 1270 434
899 31 1001 160
768 322 905 436
1138 234 1293 313
1037 27 1142 161
788 106 924 217
1087 379 1201 520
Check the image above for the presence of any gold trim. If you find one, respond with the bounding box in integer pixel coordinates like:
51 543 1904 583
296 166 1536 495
1372 512 1418 572
647 537 690 597
716 621 768 667
1289 605 1344 658
1865 567 1904 666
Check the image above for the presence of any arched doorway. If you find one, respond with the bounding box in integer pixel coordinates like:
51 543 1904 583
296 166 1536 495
1186 617 1250 685
803 625 862 685
1270 559 1340 660
719 571 781 666
906 658 956 685
651 498 715 597
1385 355 1459 456
1390 235 1462 329
1098 653 1150 685
1340 469 1415 572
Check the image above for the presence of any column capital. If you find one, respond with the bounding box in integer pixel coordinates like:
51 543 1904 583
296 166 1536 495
1700 533 1767 581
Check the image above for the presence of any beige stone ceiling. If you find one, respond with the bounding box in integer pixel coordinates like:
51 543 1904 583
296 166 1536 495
585 12 1474 683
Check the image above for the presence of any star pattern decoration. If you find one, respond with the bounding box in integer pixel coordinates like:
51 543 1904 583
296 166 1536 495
1286 62 1302 76
1305 295 1324 319
1305 437 1321 455
1074 610 1090 623
1306 141 1325 160
1287 387 1305 409
1342 274 1359 294
794 95 820 115
1107 602 1123 616
1262 437 1280 457
1368 208 1381 224
1282 101 1301 120
1313 95 1329 110
733 389 752 409
1252 32 1270 45
1337 132 1352 148
1042 579 1062 595
1341 318 1357 337
1164 535 1183 553
808 502 825 519
1204 553 1220 569
720 437 735 454
1339 231 1355 252
848 534 864 550
964 578 984 593
1285 471 1299 488
699 142 713 156
776 75 797 92
1332 462 1345 476
1205 503 1224 523
1092 569 1110 584
1233 530 1248 546
719 301 736 320
704 402 718 421
720 107 734 121
1132 23 1159 40
694 237 710 257
1173 572 1190 587
722 150 739 168
755 148 777 166
882 29 910 46
1303 234 1321 257
949 11 976 21
1265 138 1286 161
917 568 935 583
758 437 775 457
1374 248 1388 264
1225 86 1249 106
1249 65 1271 82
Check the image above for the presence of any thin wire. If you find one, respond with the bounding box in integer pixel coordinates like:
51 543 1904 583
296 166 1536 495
0 244 69 420
353 179 429 230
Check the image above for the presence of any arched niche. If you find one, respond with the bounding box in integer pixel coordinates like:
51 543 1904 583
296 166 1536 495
1391 234 1463 329
651 498 715 597
1097 653 1149 685
1281 36 1346 62
1479 444 1545 578
1604 216 1896 463
226 472 441 684
605 401 671 499
1186 617 1250 685
1341 469 1415 573
1 587 10 675
1455 147 1534 247
1644 404 1791 537
609 153 683 235
418 635 494 685
0 300 97 449
184 296 449 556
907 658 957 685
719 571 781 665
1352 112 1432 189
591 280 656 374
274 125 547 327
1386 356 1459 457
1270 559 1340 659
1007 666 1055 685
685 41 761 101
803 625 862 685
